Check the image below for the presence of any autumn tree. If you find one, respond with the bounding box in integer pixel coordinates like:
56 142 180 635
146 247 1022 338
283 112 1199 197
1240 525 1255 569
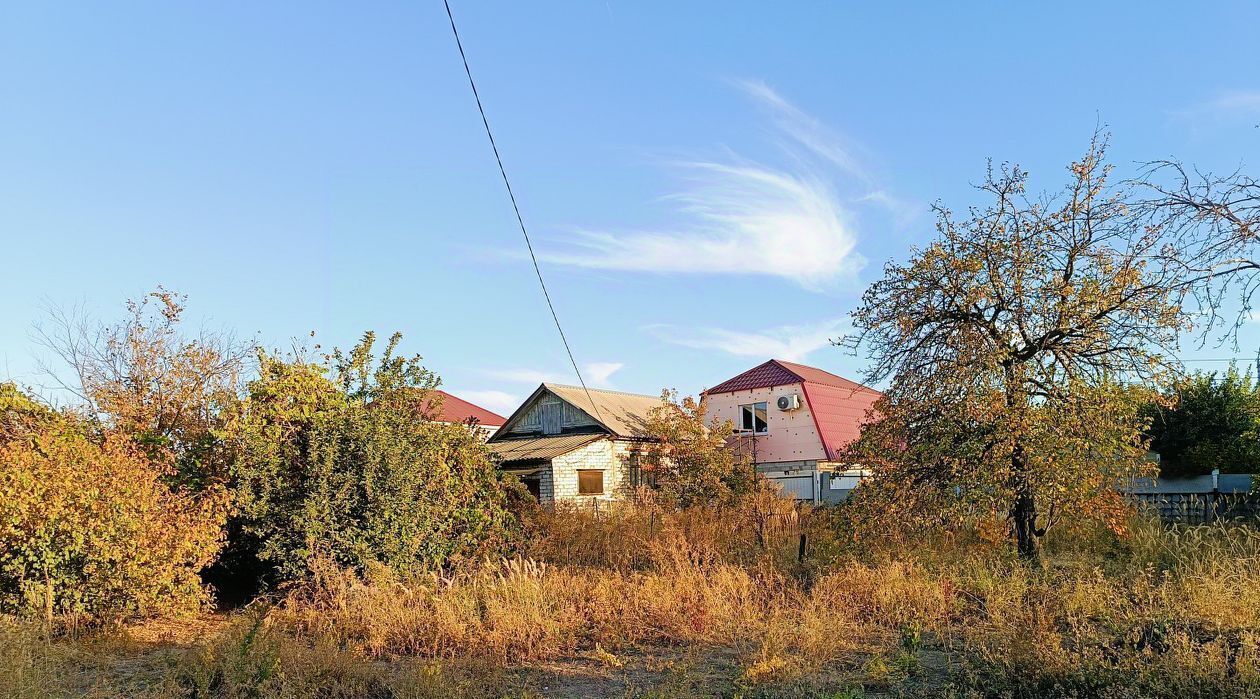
847 135 1194 558
642 391 755 508
34 288 247 487
1137 161 1260 336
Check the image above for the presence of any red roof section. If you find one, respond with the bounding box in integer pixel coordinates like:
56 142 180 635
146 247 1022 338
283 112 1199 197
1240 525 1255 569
425 390 507 427
703 359 802 395
799 381 882 460
705 359 881 460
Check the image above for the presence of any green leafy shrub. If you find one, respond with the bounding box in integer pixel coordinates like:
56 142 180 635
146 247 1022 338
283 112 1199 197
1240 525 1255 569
229 332 517 584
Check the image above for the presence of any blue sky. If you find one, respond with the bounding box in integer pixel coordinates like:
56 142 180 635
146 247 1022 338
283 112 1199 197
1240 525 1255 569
2 2 1259 415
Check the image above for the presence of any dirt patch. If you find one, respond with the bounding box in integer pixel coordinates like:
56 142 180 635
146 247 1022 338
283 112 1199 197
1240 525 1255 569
125 612 230 647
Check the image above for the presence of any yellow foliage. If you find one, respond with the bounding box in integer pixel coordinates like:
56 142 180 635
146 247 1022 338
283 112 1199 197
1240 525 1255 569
0 424 227 623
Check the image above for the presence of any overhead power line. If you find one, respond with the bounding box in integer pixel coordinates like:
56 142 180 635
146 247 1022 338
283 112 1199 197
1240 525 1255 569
442 0 604 423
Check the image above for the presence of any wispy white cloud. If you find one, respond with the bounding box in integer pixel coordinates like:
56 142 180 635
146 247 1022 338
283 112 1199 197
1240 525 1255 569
857 189 922 231
452 389 520 417
482 362 624 388
1202 90 1260 115
645 318 849 363
1172 89 1260 131
538 80 920 290
734 78 872 183
584 362 624 385
543 163 862 290
735 79 924 229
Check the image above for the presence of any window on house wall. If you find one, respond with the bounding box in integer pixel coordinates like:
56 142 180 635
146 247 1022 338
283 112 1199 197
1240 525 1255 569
627 451 655 488
739 402 769 434
577 469 604 495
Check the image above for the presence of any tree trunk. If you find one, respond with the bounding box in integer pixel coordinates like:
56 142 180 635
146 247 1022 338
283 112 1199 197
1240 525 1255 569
1009 441 1039 560
1011 489 1038 559
1003 365 1040 560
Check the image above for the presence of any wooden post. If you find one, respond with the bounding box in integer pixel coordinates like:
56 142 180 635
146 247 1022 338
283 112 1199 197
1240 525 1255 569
797 533 807 563
43 565 53 637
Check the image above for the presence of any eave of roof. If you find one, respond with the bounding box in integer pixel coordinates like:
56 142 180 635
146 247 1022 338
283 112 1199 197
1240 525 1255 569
488 433 605 463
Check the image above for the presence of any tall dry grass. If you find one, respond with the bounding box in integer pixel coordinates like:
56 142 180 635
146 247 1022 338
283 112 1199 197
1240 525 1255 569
5 503 1260 698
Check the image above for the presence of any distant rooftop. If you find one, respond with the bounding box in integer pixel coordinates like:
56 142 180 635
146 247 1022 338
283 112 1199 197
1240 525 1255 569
424 390 507 427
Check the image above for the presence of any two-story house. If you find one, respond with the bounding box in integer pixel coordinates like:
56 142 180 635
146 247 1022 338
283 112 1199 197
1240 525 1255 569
702 359 881 503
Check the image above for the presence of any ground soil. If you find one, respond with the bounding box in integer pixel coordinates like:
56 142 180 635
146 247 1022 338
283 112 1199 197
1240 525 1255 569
61 616 958 698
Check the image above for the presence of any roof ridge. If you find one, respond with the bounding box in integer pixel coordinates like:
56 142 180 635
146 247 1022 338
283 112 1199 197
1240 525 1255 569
542 382 660 400
772 358 833 375
773 359 877 391
768 358 807 380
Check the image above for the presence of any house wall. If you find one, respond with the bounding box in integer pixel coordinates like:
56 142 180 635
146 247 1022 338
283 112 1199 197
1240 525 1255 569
536 466 555 503
548 438 635 503
441 421 498 441
704 384 827 465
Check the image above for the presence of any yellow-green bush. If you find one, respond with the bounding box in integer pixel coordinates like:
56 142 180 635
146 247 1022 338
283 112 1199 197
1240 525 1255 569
0 424 227 623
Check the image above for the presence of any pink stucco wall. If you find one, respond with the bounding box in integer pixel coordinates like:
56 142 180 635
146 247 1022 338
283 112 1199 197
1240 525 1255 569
704 383 827 464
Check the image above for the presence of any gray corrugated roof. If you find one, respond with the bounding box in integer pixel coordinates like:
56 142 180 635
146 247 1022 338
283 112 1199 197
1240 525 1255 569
542 383 661 439
488 433 604 463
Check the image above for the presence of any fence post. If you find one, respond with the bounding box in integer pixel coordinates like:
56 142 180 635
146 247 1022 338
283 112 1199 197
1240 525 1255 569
798 533 807 563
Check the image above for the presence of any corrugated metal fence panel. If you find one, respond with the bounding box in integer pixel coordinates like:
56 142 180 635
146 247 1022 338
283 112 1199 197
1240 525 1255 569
773 474 815 501
1127 492 1260 524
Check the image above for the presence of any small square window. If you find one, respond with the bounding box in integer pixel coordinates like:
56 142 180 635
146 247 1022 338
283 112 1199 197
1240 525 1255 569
739 402 768 434
577 469 604 495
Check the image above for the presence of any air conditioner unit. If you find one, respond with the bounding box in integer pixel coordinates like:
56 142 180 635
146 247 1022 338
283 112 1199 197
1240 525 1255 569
776 394 801 411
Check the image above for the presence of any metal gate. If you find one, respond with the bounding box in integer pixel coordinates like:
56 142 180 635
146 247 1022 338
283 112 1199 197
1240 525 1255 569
771 474 815 501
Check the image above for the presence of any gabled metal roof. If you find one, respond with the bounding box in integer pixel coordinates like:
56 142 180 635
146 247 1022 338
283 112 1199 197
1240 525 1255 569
489 383 662 441
703 359 877 396
542 383 661 438
703 359 883 461
422 390 507 426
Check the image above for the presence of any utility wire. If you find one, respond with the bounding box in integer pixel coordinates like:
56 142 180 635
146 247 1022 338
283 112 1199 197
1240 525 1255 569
443 0 605 423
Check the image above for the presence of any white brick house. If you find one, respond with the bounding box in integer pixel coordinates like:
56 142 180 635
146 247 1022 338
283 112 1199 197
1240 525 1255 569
487 384 660 505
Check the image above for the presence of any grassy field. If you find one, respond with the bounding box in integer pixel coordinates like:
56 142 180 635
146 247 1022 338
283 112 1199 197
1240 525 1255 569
4 506 1260 698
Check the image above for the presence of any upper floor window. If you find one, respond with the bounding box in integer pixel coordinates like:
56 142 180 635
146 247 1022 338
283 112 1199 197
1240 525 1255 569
739 402 768 434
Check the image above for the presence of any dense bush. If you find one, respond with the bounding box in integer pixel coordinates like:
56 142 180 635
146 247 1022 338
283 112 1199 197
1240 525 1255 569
228 333 517 585
0 390 227 622
1144 368 1260 478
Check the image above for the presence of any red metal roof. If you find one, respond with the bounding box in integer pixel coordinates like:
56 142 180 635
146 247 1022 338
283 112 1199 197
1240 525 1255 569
702 359 802 395
799 381 882 460
426 390 507 427
705 359 881 460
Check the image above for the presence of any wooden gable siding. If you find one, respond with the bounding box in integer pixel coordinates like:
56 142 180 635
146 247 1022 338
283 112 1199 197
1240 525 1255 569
502 390 601 438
